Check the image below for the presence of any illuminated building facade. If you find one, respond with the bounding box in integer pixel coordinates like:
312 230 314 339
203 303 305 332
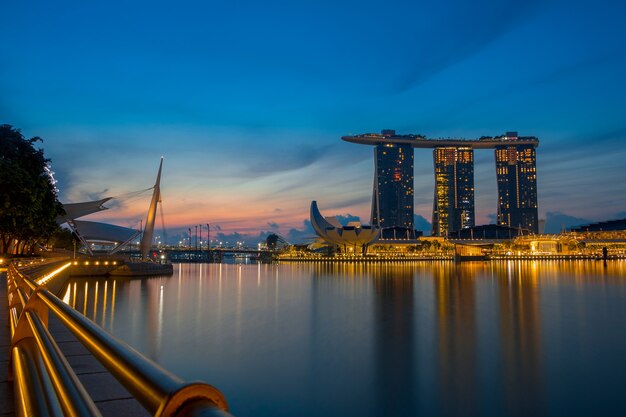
342 130 539 237
495 132 539 233
372 130 414 236
432 147 475 236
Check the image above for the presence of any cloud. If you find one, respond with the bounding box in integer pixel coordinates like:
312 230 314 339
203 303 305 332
244 144 329 175
334 214 361 225
442 53 620 120
414 214 431 235
285 220 316 244
540 127 626 158
544 211 592 234
391 0 544 93
267 221 280 230
323 195 371 211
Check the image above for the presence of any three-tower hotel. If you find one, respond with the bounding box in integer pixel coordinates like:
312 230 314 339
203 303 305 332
342 130 539 236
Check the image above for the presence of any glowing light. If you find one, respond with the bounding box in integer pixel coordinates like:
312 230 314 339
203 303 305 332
37 262 72 285
62 285 71 304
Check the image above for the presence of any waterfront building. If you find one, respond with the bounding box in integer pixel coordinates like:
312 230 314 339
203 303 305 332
310 201 379 253
494 132 539 234
371 130 415 238
342 130 539 236
432 147 475 236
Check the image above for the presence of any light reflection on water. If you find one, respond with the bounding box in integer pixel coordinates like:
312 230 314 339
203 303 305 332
64 261 626 417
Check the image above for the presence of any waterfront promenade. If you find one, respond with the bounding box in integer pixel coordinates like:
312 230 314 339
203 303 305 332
1 270 149 417
1 272 14 417
1 260 232 417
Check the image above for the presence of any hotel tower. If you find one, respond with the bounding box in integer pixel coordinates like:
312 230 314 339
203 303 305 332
342 130 539 237
432 147 475 237
371 130 415 237
494 132 539 233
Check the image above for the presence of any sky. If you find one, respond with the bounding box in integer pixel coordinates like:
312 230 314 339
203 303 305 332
2 0 626 243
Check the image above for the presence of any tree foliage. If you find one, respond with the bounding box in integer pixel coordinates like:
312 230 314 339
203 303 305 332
0 124 64 255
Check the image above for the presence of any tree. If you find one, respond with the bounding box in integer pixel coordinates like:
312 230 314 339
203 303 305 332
48 227 76 251
0 124 64 255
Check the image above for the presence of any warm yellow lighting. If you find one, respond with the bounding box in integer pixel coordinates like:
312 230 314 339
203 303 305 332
73 261 78 265
37 262 72 285
95 261 100 265
62 285 71 304
85 261 89 265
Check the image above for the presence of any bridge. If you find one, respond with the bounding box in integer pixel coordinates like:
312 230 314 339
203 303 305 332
139 248 279 263
1 259 234 417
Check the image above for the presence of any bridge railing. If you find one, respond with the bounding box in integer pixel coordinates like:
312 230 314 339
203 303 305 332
6 262 233 417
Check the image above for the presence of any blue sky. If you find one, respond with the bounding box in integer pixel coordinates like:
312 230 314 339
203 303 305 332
2 0 626 242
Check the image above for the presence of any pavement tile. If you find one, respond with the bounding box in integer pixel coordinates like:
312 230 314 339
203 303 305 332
1 273 14 417
66 354 107 375
0 381 14 414
96 398 151 417
77 372 135 402
55 340 91 356
0 360 9 383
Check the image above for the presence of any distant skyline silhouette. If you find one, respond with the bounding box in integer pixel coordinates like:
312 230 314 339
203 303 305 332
2 0 625 242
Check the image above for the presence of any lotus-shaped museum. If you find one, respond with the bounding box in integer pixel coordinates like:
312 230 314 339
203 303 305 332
310 201 379 251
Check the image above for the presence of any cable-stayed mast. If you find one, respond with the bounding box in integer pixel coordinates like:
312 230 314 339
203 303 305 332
140 157 163 259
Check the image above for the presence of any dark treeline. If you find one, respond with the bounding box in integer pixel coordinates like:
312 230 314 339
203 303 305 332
0 124 65 255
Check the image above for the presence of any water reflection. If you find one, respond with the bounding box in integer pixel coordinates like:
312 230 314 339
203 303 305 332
493 262 544 417
62 260 626 417
370 265 417 416
434 264 479 416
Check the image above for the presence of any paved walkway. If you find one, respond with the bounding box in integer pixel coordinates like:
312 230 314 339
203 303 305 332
1 272 14 417
1 270 149 417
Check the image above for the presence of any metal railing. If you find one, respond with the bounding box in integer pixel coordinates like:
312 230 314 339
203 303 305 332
6 262 233 417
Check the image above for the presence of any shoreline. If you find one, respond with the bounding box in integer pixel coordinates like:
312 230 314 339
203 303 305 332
278 254 625 263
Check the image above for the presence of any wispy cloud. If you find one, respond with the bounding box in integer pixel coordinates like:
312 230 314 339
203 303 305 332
243 144 330 175
390 0 544 93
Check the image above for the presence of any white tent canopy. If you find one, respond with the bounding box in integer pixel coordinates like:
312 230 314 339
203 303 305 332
57 198 112 225
57 160 163 257
70 220 140 255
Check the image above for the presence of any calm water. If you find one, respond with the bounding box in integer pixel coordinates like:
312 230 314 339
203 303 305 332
64 261 626 417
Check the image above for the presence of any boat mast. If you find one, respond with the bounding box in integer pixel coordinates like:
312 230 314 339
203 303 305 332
140 157 163 260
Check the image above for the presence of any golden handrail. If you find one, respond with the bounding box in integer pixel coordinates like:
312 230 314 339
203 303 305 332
7 263 233 417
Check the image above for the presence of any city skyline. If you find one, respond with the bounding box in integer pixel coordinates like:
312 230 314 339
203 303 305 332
343 130 539 238
2 0 626 243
